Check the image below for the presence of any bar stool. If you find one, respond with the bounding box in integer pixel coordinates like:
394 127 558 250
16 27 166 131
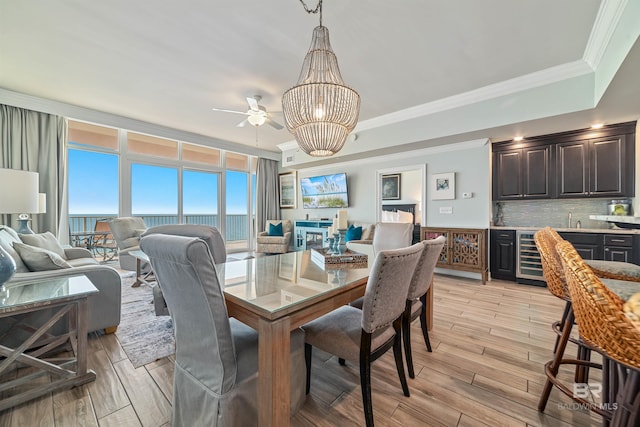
559 240 640 426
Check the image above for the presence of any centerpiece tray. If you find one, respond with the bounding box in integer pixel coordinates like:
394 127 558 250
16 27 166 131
310 248 368 269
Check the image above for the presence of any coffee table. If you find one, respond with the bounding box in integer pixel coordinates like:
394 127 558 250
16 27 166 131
0 275 98 410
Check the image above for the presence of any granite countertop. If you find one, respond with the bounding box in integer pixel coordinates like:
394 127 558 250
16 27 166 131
490 225 640 234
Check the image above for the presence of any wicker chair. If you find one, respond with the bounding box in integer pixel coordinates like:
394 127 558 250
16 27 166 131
535 228 593 412
558 240 640 426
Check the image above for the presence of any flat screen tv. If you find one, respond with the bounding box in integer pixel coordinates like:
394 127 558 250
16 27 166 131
301 173 349 208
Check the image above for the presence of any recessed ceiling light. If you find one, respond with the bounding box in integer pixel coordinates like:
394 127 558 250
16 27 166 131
513 136 524 141
591 123 604 129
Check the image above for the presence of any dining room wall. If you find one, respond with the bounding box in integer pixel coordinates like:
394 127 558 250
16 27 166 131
280 139 491 229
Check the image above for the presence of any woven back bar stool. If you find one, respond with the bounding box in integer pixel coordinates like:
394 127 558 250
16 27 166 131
535 228 594 412
559 240 640 426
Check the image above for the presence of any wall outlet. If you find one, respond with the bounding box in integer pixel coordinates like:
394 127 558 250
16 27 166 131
439 206 453 214
462 192 473 199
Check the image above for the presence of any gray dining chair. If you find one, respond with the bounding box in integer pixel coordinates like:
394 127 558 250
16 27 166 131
403 236 446 378
141 224 226 316
140 233 307 426
302 242 423 427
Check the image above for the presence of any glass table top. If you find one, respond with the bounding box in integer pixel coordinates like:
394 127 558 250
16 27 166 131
217 251 370 315
0 275 98 312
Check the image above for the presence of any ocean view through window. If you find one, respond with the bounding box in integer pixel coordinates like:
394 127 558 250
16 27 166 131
67 120 257 248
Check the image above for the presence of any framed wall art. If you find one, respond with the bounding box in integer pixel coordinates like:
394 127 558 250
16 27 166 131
279 172 297 208
431 172 455 200
381 174 401 200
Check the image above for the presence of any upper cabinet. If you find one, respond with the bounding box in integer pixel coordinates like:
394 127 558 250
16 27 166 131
492 122 636 201
493 145 552 199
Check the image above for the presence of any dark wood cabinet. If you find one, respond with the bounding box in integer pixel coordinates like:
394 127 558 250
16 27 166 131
492 121 635 201
603 234 634 262
490 230 516 280
558 232 603 260
493 145 551 200
557 135 629 198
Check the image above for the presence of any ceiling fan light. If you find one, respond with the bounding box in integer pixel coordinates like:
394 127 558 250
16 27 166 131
283 25 360 157
247 114 267 126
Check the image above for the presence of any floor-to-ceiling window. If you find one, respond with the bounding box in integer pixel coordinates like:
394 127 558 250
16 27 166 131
67 120 256 252
131 163 178 226
67 122 119 233
184 170 219 227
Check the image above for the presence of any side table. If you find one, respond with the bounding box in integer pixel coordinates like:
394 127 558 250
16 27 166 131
0 275 98 411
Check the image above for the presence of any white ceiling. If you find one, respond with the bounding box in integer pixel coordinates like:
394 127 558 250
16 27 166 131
1 0 639 166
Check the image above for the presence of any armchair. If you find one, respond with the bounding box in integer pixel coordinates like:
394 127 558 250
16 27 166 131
256 220 292 254
107 217 147 271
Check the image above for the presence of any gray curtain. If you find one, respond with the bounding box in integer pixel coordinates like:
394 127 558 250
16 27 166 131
256 158 280 234
0 104 68 240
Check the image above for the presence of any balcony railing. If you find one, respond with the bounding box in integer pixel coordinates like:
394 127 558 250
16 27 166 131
69 214 251 242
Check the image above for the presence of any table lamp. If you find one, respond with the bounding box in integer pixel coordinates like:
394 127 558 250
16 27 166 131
0 168 39 287
17 193 47 234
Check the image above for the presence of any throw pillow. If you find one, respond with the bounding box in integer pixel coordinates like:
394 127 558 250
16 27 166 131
268 222 284 237
12 242 72 271
19 232 67 260
345 225 362 242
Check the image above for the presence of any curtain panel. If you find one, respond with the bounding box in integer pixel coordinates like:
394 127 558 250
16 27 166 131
0 104 68 240
256 158 280 234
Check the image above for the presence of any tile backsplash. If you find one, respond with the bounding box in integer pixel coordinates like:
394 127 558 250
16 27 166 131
493 199 629 229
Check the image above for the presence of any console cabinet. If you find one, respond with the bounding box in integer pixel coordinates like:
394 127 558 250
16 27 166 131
492 121 635 200
421 227 488 284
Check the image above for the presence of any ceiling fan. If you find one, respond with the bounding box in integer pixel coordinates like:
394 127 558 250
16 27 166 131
211 95 283 129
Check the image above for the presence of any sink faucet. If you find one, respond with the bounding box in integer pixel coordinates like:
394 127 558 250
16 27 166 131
568 212 572 228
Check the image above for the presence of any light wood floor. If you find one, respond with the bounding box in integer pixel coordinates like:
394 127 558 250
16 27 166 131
0 274 604 426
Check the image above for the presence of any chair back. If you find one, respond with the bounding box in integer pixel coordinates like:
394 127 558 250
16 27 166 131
361 242 423 333
140 233 239 393
557 240 640 369
534 227 569 300
372 222 413 255
143 224 226 264
407 236 446 300
108 217 147 250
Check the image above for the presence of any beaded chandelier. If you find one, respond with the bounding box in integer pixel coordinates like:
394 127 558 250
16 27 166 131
282 0 360 157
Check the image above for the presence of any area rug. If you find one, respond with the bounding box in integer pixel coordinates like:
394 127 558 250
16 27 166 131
115 274 175 368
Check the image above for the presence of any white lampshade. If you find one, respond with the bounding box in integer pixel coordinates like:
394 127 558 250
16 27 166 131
0 168 39 214
247 114 266 126
38 193 47 214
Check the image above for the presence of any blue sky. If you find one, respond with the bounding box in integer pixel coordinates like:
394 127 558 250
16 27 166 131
68 149 250 215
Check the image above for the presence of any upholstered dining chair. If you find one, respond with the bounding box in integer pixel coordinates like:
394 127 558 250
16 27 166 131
558 240 640 425
403 236 446 379
140 233 307 427
302 243 423 427
142 224 226 316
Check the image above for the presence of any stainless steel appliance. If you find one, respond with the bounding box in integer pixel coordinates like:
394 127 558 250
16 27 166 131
516 231 544 281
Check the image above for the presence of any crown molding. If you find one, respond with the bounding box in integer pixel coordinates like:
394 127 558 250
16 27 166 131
286 138 489 173
0 88 281 160
583 0 629 69
277 59 592 153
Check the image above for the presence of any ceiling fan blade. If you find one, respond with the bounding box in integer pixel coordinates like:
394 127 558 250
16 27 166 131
266 118 284 130
236 119 249 128
211 107 249 115
246 97 259 112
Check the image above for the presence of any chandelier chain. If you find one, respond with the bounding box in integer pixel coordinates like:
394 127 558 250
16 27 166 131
298 0 323 26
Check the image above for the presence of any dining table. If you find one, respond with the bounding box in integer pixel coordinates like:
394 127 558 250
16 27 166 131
216 250 435 426
218 250 367 427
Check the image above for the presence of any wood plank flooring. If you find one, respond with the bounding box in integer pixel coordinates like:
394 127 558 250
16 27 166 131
0 274 605 426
